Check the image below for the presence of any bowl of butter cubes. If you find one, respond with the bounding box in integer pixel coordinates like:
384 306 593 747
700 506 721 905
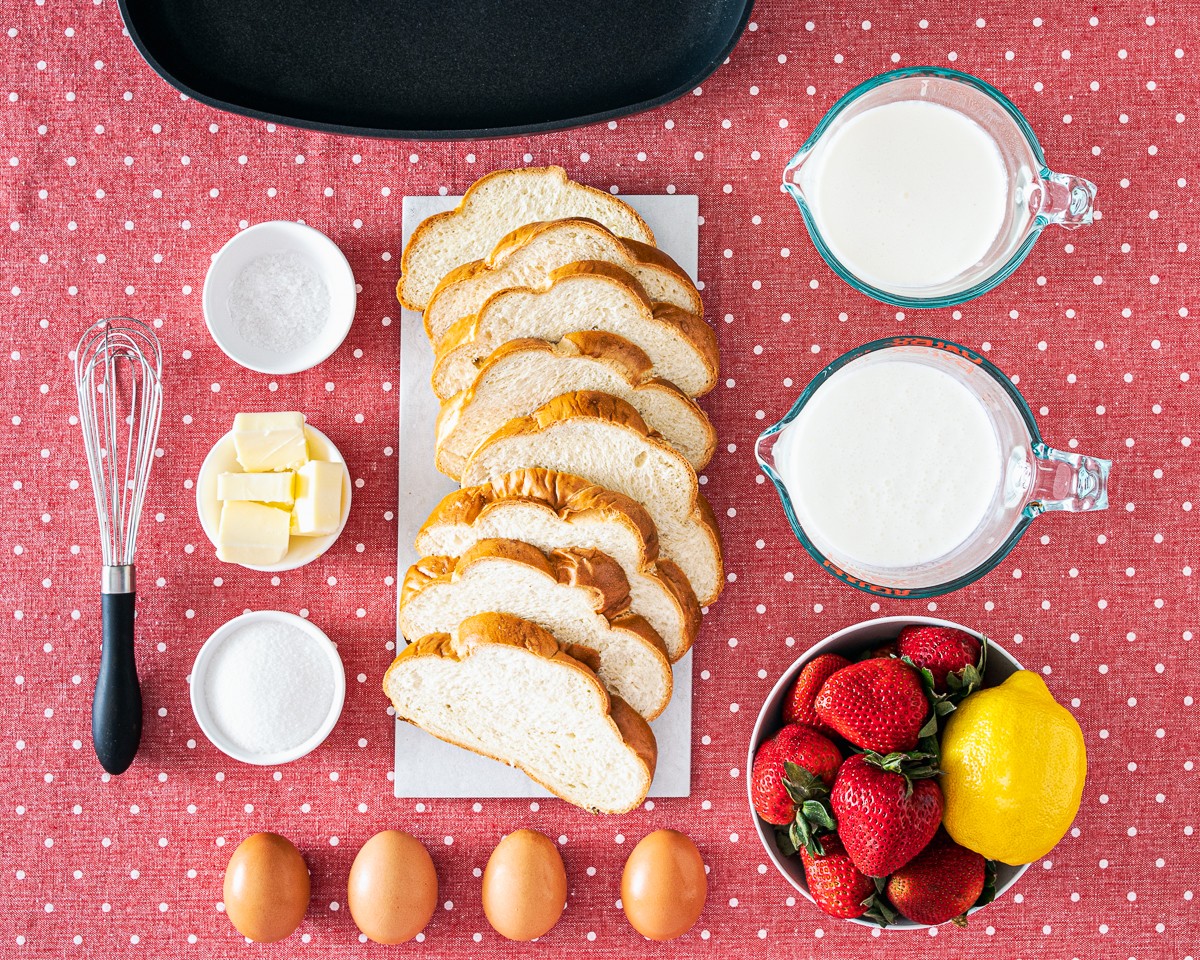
197 412 352 571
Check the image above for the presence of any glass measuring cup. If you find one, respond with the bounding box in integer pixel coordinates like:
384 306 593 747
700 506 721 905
755 337 1112 597
783 67 1098 308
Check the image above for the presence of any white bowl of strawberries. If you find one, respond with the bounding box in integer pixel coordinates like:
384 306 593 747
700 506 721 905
747 616 1029 929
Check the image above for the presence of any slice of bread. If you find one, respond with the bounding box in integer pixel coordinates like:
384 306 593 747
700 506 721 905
417 469 700 661
398 167 654 310
435 332 716 479
384 612 656 814
398 539 673 720
431 261 718 399
421 219 702 347
461 392 724 606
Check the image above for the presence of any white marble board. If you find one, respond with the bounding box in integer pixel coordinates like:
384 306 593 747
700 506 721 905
394 194 698 799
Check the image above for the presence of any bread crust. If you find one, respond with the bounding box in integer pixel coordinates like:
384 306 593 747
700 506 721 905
399 538 673 715
397 167 654 310
487 220 677 280
384 612 656 813
403 538 633 620
652 557 703 653
427 219 692 303
421 218 703 344
553 330 654 377
463 390 724 605
546 259 659 303
400 610 573 662
647 304 721 393
607 695 659 785
511 388 655 436
419 468 660 564
430 259 718 398
417 470 701 660
434 333 716 478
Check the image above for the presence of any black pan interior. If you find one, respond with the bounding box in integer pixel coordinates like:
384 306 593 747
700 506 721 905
119 0 753 138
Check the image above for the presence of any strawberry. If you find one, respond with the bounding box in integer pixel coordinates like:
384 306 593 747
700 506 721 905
749 740 794 825
753 725 842 859
830 753 943 877
886 830 988 926
751 724 842 826
772 724 844 786
865 640 898 660
814 658 930 754
782 654 851 732
897 626 984 696
799 834 877 919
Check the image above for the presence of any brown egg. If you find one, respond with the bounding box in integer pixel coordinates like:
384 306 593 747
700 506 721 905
347 830 438 944
223 832 310 943
481 829 567 941
621 829 706 940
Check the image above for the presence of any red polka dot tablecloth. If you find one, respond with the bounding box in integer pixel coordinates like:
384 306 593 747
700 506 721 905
2 0 1197 956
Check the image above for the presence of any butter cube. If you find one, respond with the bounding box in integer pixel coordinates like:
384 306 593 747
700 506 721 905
216 500 291 566
217 471 295 505
232 412 308 472
291 460 343 536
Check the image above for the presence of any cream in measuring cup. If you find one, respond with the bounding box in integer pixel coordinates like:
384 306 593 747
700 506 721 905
801 100 1009 293
784 68 1097 308
756 337 1112 597
771 356 1003 569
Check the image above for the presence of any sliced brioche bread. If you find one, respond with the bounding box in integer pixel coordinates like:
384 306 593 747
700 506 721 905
435 332 716 479
398 167 654 310
461 392 724 606
385 612 656 813
399 540 673 720
431 261 718 398
422 219 702 346
417 469 700 661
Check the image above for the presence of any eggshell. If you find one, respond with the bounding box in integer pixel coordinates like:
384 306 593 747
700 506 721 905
621 829 706 940
347 830 438 944
223 832 310 943
481 829 567 941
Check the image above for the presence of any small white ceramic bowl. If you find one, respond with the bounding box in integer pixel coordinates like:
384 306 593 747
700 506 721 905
196 424 352 572
202 220 356 374
747 616 1030 930
190 610 346 766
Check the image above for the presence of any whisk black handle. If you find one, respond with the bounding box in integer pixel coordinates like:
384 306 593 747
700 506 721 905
94 587 142 775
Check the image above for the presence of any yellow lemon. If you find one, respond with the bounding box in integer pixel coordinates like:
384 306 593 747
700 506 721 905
940 670 1086 865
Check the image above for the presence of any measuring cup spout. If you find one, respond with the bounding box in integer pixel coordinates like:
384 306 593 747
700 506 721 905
782 147 812 209
1036 170 1098 229
782 180 805 206
755 426 782 476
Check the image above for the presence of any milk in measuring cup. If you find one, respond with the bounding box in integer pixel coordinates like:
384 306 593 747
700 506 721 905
773 358 1002 569
803 100 1008 292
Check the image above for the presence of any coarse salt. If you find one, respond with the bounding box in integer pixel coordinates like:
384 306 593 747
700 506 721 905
228 250 329 354
203 619 334 756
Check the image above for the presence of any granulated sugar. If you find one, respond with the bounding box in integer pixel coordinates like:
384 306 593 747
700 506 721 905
229 250 330 354
204 618 335 756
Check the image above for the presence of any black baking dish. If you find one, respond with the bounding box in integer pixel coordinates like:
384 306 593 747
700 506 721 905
118 0 754 140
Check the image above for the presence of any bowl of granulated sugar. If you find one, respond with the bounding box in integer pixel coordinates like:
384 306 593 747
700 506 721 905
203 220 356 374
190 610 346 765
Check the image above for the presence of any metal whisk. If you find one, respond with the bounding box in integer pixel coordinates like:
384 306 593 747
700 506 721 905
74 317 164 775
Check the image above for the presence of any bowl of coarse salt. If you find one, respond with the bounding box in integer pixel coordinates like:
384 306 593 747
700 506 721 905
190 610 346 765
203 220 356 374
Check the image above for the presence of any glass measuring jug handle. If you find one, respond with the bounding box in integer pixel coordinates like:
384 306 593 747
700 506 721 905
1035 170 1098 229
1025 443 1112 516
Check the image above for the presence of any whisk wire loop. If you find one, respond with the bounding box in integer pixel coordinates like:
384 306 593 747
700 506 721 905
74 317 164 569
